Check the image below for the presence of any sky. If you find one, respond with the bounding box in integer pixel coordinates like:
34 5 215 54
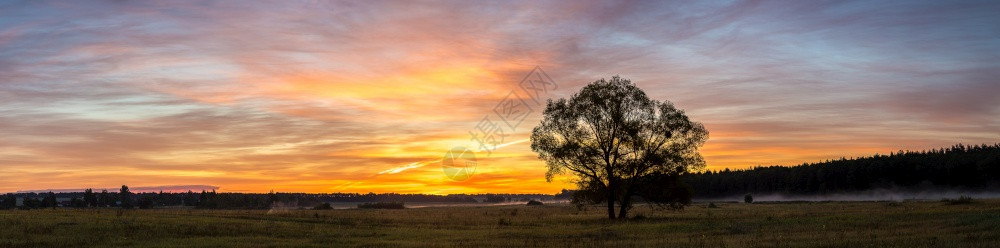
1 0 998 194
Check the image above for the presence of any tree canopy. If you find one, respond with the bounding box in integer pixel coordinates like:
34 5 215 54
531 76 708 219
685 143 1000 198
120 185 133 209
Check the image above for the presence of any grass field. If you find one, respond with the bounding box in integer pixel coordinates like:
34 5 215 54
2 200 999 247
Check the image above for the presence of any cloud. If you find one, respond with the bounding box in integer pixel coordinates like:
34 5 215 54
1 0 999 193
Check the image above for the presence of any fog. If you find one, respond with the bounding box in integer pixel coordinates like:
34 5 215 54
696 188 1000 202
319 200 570 209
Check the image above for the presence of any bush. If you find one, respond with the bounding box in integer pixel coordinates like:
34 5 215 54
708 202 719 208
941 195 974 205
744 194 753 204
526 200 544 206
357 202 405 209
313 202 333 210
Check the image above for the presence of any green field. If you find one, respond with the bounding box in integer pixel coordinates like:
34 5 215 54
2 200 999 247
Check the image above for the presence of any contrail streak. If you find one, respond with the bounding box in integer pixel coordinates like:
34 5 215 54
375 139 532 175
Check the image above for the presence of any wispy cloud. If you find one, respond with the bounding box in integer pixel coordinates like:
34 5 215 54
1 0 998 193
378 161 438 175
376 139 532 176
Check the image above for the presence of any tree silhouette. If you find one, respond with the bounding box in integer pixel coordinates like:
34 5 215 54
531 76 708 219
635 172 693 210
1 194 16 209
120 185 133 209
184 190 199 206
71 197 87 208
138 194 155 209
99 189 113 207
684 143 1000 198
84 188 98 207
43 192 57 209
21 197 41 210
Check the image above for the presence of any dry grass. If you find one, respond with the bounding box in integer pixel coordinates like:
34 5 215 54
1 200 998 247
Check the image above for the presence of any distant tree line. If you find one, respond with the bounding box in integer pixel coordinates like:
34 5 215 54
684 143 1000 198
1 187 558 210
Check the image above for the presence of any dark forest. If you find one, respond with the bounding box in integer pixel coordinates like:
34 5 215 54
684 143 1000 198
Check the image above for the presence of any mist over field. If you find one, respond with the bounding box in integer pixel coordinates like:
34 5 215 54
700 188 1000 202
2 0 1000 246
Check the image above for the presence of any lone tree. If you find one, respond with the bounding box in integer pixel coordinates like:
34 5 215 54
531 76 708 219
120 185 133 209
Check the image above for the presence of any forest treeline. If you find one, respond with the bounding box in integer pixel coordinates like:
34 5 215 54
1 188 560 210
684 143 1000 198
5 143 998 209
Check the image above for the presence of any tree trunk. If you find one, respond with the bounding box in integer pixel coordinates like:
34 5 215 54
606 179 617 219
618 186 633 219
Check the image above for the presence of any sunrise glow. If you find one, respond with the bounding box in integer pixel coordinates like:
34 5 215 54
1 1 998 194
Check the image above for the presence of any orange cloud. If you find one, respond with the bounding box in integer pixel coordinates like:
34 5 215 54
3 1 998 194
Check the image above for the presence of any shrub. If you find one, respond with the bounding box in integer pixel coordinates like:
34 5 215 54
526 200 544 206
357 202 405 209
708 202 719 208
744 194 753 204
313 202 333 210
941 195 974 205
